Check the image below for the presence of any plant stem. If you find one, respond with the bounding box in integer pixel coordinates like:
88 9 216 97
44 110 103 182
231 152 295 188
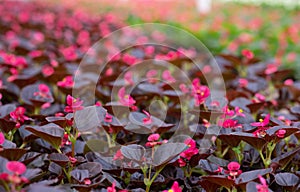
145 166 164 192
259 149 267 168
220 146 230 158
19 142 27 149
62 167 72 183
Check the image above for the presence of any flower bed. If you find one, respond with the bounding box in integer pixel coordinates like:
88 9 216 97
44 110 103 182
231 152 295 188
0 1 300 192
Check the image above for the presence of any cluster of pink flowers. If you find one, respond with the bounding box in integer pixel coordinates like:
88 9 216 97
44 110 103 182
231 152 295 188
217 106 245 129
225 162 242 179
178 138 199 167
64 95 84 113
142 110 152 125
162 181 182 192
118 87 137 110
191 78 210 107
33 84 52 109
145 133 167 147
57 76 74 88
10 107 29 128
251 114 286 138
256 175 269 192
0 161 29 188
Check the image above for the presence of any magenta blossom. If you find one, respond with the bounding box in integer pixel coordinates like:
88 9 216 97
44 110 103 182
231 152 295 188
146 69 158 84
256 175 268 192
235 107 246 117
191 78 210 107
105 113 113 123
118 87 136 110
33 84 51 99
107 182 116 192
162 181 182 192
265 63 279 75
251 114 270 127
57 76 74 88
145 133 167 147
10 107 29 128
242 49 254 60
42 65 54 77
0 132 5 145
238 78 248 88
142 110 152 125
162 70 176 83
7 161 26 175
113 149 124 161
178 138 199 167
60 46 78 61
64 95 84 113
276 129 286 138
219 119 240 128
124 71 134 85
225 162 242 179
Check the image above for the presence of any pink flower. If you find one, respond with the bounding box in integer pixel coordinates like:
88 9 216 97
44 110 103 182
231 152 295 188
0 173 9 181
6 161 26 175
34 84 51 99
105 113 113 123
254 93 266 102
61 46 78 61
226 162 242 179
253 127 268 138
256 175 268 192
57 76 74 88
118 87 136 109
95 101 102 106
162 70 176 83
124 71 134 85
147 133 160 142
41 102 51 109
64 95 84 113
10 107 29 128
276 129 286 138
192 78 210 107
265 63 279 75
61 132 71 146
29 50 43 58
68 156 77 164
214 166 223 173
146 69 158 84
113 149 124 160
235 107 245 117
122 54 137 65
145 46 155 56
179 83 189 93
242 49 254 60
251 114 270 127
84 178 91 185
238 78 248 88
145 133 167 147
0 132 5 145
42 65 54 77
222 106 235 117
178 138 199 167
284 79 294 86
142 110 152 125
162 181 182 192
219 119 240 128
107 182 116 192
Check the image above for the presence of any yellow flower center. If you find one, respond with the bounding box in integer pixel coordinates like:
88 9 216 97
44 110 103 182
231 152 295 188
259 119 263 122
239 109 243 113
168 190 174 192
